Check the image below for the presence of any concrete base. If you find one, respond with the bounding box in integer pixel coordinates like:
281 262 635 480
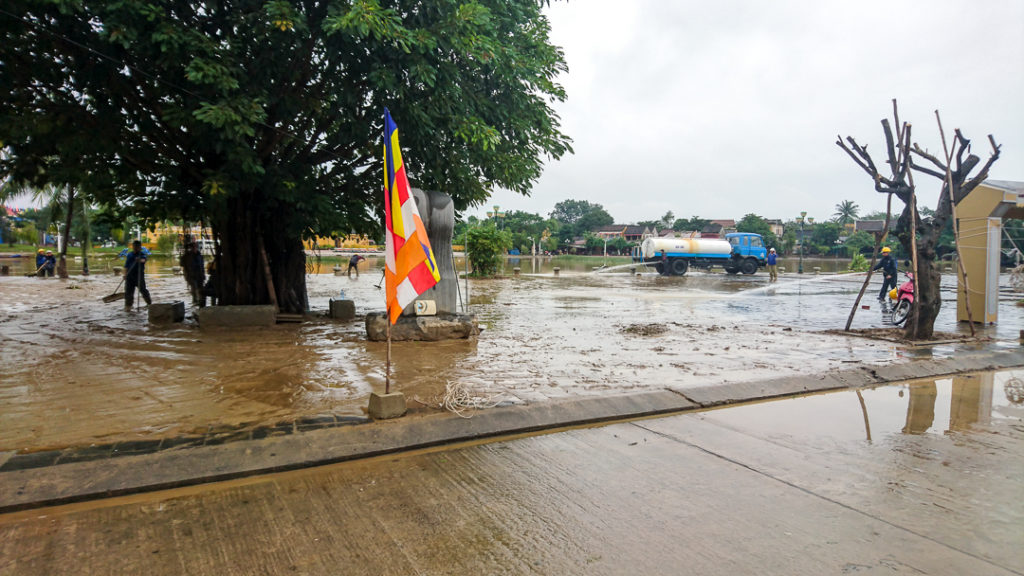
365 312 478 341
367 391 407 419
148 301 186 324
197 305 277 328
329 299 356 321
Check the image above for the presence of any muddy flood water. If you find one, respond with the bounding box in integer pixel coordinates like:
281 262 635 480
1 254 1022 453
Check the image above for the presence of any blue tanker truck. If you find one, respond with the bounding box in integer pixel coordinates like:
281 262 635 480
634 232 768 276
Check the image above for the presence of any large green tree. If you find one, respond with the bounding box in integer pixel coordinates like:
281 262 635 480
736 213 778 248
672 216 709 232
549 199 612 241
1 1 571 312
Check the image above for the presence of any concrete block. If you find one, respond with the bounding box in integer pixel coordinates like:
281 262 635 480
368 391 407 420
329 299 356 321
0 265 8 276
513 267 521 276
553 267 560 276
148 301 185 324
112 267 123 275
197 305 277 328
365 312 478 341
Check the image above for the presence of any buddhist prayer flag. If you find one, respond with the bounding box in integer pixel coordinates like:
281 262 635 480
383 108 440 324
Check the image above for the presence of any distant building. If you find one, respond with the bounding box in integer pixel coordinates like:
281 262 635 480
855 220 897 234
702 219 737 239
593 225 654 242
765 219 784 237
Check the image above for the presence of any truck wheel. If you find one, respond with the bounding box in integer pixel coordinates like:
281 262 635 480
655 262 666 275
671 259 689 275
740 258 758 275
725 265 739 275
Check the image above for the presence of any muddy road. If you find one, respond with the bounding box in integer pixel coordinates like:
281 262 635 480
1 259 1021 453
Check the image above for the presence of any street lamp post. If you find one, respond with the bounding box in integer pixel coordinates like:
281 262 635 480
798 212 807 274
486 205 506 229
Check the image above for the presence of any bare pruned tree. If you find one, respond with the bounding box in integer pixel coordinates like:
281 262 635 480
837 101 1000 339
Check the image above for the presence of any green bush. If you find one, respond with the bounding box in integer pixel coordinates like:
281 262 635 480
156 233 178 254
466 225 511 277
848 253 869 272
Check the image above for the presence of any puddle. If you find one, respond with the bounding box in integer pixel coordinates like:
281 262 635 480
704 369 1024 443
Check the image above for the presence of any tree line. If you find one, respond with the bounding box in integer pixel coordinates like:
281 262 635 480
453 197 995 259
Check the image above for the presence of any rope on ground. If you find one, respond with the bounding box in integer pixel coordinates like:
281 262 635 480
442 380 507 418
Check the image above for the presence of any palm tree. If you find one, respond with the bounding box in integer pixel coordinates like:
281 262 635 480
833 200 860 226
0 180 87 278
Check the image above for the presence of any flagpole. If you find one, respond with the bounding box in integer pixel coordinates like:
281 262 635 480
385 303 392 395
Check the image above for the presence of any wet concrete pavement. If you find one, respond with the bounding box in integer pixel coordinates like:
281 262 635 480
2 263 1021 455
1 370 1021 575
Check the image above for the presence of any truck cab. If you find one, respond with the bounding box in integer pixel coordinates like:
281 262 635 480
724 233 768 275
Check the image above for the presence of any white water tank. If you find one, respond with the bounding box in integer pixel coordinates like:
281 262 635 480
641 237 732 260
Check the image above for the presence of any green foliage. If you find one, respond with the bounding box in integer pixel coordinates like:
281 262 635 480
848 253 869 272
465 224 510 277
811 221 841 250
673 216 710 232
583 233 604 252
781 229 796 254
608 236 631 255
843 230 874 255
16 222 38 245
550 199 613 241
833 200 859 225
736 213 778 248
1 0 571 307
155 231 178 254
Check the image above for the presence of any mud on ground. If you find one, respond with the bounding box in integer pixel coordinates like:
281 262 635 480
1 268 1019 453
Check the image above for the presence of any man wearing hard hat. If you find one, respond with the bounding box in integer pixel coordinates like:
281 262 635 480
872 246 898 302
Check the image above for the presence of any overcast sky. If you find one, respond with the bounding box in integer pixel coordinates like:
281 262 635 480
469 0 1024 225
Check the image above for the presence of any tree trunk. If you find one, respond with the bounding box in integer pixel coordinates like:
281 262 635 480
897 201 943 340
80 200 90 276
213 194 308 314
57 187 75 279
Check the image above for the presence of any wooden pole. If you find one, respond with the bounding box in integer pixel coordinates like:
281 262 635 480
935 111 976 336
385 304 392 395
258 233 279 313
906 153 921 338
845 193 893 331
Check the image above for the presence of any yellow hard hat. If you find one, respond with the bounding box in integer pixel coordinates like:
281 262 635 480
881 247 891 254
37 249 45 254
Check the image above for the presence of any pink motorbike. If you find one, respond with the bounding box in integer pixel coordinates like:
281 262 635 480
888 272 915 326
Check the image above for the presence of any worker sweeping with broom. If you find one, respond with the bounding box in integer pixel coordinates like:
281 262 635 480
124 240 152 312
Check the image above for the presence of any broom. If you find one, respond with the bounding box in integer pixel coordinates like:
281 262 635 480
25 264 45 277
102 261 134 303
102 278 126 303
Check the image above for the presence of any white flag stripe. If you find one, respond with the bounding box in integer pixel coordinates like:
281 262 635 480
384 230 396 273
395 277 419 310
400 197 418 240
